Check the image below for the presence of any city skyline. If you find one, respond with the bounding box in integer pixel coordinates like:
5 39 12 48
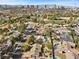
0 0 79 7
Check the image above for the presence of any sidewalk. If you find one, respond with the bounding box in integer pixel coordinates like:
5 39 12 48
65 52 75 59
70 49 79 55
70 49 79 59
63 41 75 59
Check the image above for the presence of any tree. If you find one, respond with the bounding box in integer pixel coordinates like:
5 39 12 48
52 14 58 20
43 14 48 19
74 38 79 47
27 35 36 44
21 41 30 52
31 16 37 22
0 29 3 34
17 23 25 32
0 20 7 25
0 34 3 41
70 30 76 42
9 34 21 44
68 20 71 24
9 35 15 45
45 40 52 49
42 28 50 36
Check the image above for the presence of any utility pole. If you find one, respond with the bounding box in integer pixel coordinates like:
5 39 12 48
50 31 55 59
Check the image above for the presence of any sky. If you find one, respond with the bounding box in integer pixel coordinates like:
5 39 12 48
0 0 79 7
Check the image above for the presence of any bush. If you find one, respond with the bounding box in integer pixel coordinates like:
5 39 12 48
21 42 30 52
27 35 36 44
17 23 25 32
45 41 52 49
75 38 79 46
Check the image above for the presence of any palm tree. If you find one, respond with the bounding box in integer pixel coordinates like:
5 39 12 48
50 32 55 59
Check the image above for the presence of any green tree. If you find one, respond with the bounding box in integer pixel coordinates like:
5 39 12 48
27 35 36 44
31 16 37 22
21 41 30 52
70 30 76 42
75 38 79 46
42 28 50 36
9 35 16 45
0 29 3 34
45 40 52 49
17 23 25 32
0 20 7 24
43 14 48 19
9 34 21 44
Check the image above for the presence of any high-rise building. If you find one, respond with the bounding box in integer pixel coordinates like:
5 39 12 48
27 5 29 8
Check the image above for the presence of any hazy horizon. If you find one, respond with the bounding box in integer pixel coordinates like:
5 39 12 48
0 0 79 7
